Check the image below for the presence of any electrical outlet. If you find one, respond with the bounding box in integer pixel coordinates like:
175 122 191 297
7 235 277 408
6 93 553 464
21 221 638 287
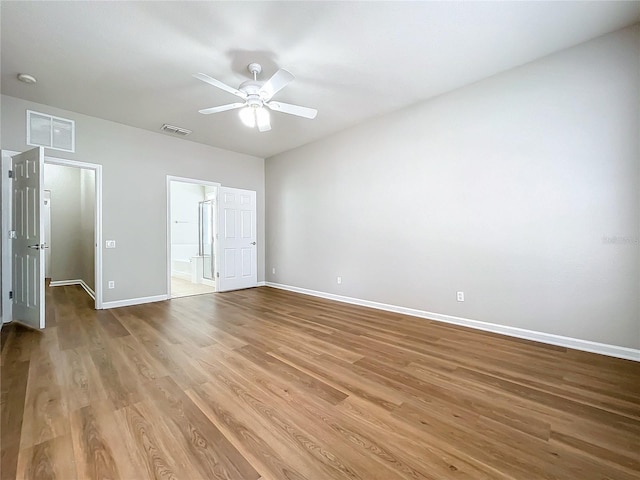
337 276 342 284
272 267 276 275
457 291 464 302
106 240 116 248
108 281 115 289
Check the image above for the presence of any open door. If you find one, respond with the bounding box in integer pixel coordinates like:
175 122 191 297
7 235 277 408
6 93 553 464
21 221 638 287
217 187 257 292
11 147 45 329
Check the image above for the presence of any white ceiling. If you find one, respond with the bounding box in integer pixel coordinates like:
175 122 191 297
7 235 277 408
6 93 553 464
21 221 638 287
2 1 638 158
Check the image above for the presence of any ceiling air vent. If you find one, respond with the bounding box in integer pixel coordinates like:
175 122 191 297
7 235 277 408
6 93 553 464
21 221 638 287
161 124 192 136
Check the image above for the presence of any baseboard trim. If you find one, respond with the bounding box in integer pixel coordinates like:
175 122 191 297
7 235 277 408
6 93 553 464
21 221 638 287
49 279 95 300
102 294 169 310
257 281 266 287
265 282 640 362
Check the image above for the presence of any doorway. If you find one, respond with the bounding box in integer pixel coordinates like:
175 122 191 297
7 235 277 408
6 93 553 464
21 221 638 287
167 177 219 298
44 162 97 301
1 150 103 328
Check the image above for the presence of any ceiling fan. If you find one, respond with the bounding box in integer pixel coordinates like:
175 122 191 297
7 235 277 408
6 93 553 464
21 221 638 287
193 63 318 132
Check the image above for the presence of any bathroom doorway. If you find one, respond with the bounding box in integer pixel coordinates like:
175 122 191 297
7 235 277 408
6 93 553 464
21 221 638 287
167 177 219 298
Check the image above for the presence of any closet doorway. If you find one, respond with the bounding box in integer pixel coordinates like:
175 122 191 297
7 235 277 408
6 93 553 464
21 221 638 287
44 160 99 304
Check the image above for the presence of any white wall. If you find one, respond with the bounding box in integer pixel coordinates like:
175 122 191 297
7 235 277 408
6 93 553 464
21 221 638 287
265 26 640 349
1 95 265 303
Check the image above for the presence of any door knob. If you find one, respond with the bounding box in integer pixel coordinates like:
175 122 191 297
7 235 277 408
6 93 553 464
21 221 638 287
250 242 256 245
27 244 48 250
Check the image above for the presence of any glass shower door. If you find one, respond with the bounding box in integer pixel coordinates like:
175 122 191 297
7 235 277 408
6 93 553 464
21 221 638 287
199 200 215 280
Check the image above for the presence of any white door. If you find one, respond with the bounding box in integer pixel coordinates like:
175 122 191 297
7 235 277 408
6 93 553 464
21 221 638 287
217 187 257 292
12 147 45 329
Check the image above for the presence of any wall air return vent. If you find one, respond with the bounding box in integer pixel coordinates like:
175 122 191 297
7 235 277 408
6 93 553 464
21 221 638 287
161 124 192 136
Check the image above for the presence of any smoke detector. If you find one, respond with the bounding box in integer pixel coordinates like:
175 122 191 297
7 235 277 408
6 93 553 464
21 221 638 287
17 73 37 84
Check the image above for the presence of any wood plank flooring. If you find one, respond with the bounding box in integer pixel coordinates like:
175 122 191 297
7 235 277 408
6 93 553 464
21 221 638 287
1 284 639 479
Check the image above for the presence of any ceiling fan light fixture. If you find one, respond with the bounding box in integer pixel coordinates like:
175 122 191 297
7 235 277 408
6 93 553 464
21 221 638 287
239 106 256 128
239 105 270 131
255 107 270 130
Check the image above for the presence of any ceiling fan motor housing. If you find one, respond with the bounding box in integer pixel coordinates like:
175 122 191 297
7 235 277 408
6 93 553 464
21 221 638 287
239 80 269 106
247 97 262 108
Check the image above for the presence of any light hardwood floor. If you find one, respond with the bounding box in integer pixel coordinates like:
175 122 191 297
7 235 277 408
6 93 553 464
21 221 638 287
1 284 639 479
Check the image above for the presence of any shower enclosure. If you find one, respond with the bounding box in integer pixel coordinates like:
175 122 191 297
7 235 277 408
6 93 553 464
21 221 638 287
199 199 215 281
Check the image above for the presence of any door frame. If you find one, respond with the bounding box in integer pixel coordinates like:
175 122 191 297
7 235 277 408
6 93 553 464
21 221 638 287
1 150 20 324
166 175 220 298
1 151 103 324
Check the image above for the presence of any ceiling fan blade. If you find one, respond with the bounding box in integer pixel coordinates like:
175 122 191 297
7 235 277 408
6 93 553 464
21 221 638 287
198 102 245 114
259 69 295 101
193 73 247 99
256 108 271 132
265 101 317 119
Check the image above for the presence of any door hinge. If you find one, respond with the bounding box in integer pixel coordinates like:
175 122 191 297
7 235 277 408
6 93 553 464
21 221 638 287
8 170 13 179
8 230 16 239
216 272 220 278
9 291 13 300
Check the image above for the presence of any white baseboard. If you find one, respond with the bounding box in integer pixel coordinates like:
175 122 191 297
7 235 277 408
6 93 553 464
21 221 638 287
101 294 169 310
257 281 266 287
49 279 95 300
265 282 640 362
